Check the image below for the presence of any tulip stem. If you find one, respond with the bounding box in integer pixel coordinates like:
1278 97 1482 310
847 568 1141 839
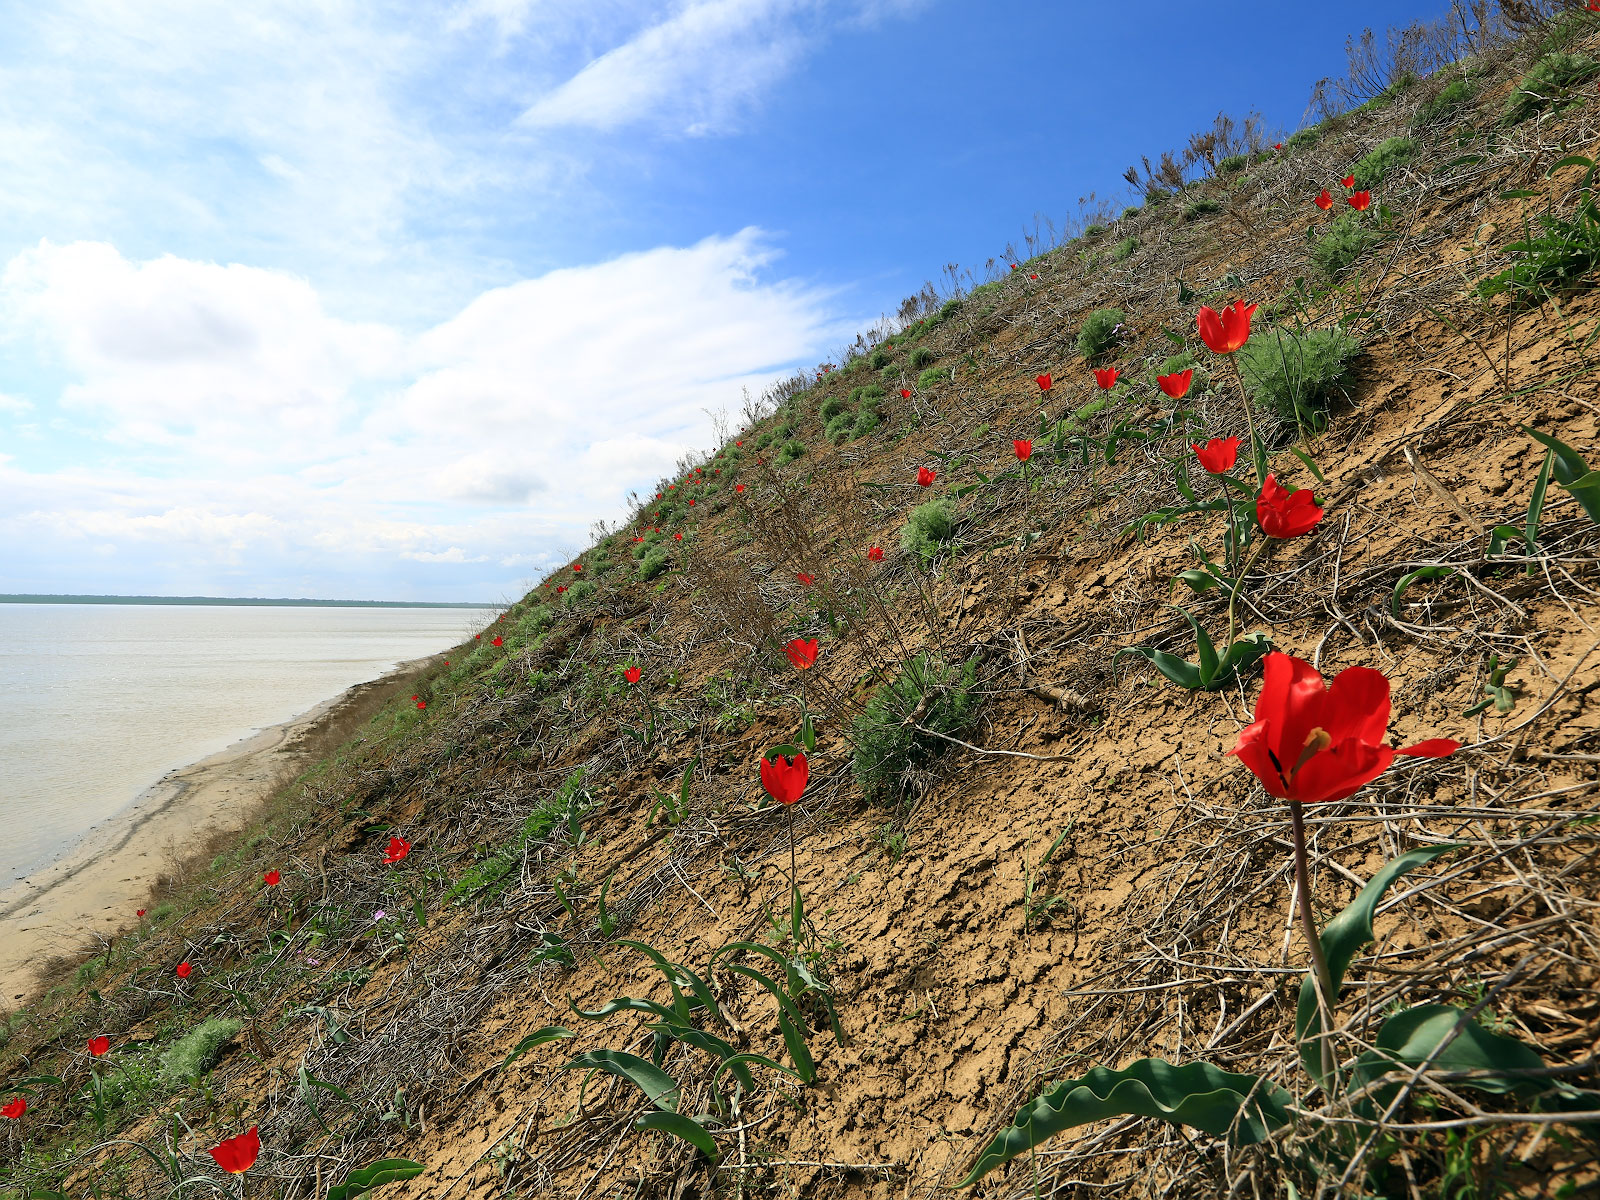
1229 358 1266 489
1290 798 1338 1086
786 802 799 947
1224 537 1270 652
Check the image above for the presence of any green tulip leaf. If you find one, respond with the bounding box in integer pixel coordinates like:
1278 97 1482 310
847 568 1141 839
1113 644 1204 690
1297 845 1461 1085
326 1158 426 1200
1522 425 1600 523
499 1026 574 1070
1350 1002 1600 1128
561 1049 681 1112
1391 566 1458 615
956 1059 1294 1187
634 1112 720 1162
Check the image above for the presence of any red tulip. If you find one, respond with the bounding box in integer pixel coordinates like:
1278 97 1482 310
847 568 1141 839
867 545 884 562
557 585 567 593
688 499 695 507
176 961 192 979
916 466 936 487
573 563 582 573
1230 653 1459 805
1 1097 25 1120
1340 174 1354 188
1009 263 1018 271
624 666 642 684
443 659 449 666
263 870 280 887
736 440 743 446
1035 373 1052 392
1192 436 1241 475
383 836 411 865
1157 369 1194 399
1197 301 1256 355
88 1036 109 1057
1029 273 1039 280
136 908 146 918
1273 142 1283 150
784 638 818 670
416 700 426 710
759 752 809 806
899 388 912 399
734 484 744 493
1013 439 1033 462
796 572 816 587
1256 473 1324 538
474 634 480 640
207 1127 261 1175
1314 189 1332 210
1348 191 1371 211
491 636 503 646
1093 367 1119 389
673 532 683 541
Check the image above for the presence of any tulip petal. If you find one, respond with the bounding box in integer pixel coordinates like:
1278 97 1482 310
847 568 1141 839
1291 740 1392 805
1321 666 1392 748
1396 738 1461 758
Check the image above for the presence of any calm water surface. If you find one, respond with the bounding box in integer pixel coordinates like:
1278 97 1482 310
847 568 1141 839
0 604 485 884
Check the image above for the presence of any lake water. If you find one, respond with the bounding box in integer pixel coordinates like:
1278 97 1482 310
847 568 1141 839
0 603 486 885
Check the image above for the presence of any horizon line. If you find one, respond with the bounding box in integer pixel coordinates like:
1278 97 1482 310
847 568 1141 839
1 593 501 609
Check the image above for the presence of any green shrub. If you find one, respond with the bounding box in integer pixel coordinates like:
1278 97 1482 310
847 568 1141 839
1412 77 1476 130
776 439 806 464
1311 210 1375 279
562 579 596 609
1112 236 1138 261
1183 198 1222 222
932 297 963 326
1076 307 1124 362
637 547 670 581
879 365 898 383
860 383 885 402
161 1019 242 1083
907 346 936 370
774 421 796 440
1284 128 1319 151
1539 8 1591 54
1502 53 1600 125
1217 154 1247 175
850 654 978 797
1238 326 1362 426
825 413 853 444
900 497 955 561
852 409 882 438
1121 205 1140 219
1083 223 1106 237
916 367 944 389
1358 72 1416 112
755 431 775 450
869 347 893 370
1350 136 1415 188
819 396 847 422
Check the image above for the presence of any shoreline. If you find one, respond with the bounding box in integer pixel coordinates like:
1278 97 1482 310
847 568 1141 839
0 651 447 1004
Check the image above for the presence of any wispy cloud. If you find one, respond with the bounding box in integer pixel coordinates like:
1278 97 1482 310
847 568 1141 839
516 0 926 134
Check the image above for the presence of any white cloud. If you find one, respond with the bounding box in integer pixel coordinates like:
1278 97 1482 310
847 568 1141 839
0 231 836 596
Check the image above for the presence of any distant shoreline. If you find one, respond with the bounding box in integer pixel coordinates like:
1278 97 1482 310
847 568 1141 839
1 594 499 608
0 649 449 1004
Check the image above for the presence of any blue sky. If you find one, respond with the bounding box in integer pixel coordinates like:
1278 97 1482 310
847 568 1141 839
0 0 1444 602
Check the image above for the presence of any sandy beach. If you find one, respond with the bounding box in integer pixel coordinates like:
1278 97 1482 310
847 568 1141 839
0 652 444 1004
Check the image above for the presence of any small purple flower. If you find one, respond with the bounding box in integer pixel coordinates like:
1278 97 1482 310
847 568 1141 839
373 910 386 922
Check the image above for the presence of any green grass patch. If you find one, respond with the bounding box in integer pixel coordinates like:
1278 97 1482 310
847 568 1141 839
850 654 978 797
1350 136 1415 189
776 439 807 464
1112 236 1138 261
1076 307 1124 362
447 771 589 906
900 497 955 562
1311 210 1376 279
1412 77 1477 130
1238 325 1362 427
1502 53 1600 126
160 1018 242 1083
